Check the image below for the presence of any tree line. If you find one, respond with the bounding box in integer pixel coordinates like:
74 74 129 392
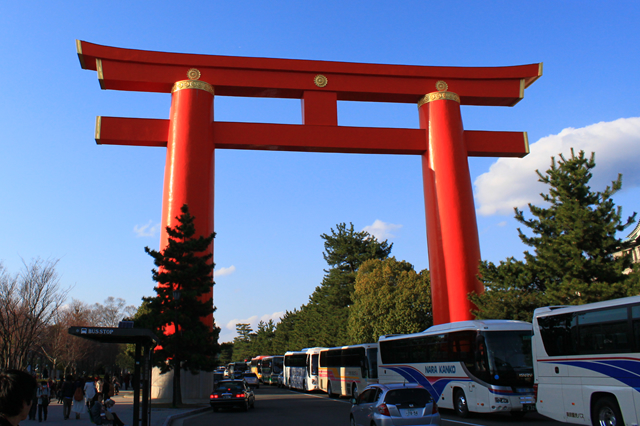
0 257 136 375
225 150 640 363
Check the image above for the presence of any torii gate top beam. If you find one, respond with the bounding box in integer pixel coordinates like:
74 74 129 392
77 40 542 107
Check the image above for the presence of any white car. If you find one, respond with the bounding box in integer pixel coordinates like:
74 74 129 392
350 383 440 426
242 372 260 389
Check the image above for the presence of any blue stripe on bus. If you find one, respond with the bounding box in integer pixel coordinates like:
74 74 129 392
385 366 469 399
543 359 640 392
384 365 533 397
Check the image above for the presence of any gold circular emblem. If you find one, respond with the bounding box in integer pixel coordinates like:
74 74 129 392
314 74 328 88
436 80 448 92
187 68 201 81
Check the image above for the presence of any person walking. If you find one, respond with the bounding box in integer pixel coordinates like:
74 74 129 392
70 378 86 419
0 369 38 426
28 381 37 421
61 376 75 420
102 375 112 402
36 381 50 422
83 377 96 409
95 377 103 402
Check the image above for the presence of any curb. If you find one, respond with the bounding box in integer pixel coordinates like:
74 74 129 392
162 407 211 426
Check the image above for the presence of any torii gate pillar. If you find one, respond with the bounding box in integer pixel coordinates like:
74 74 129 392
419 89 482 324
77 40 542 328
161 77 215 329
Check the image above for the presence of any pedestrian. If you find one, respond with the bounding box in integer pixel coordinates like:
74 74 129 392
102 375 112 402
36 381 50 422
0 369 38 426
28 380 37 421
83 377 96 409
71 378 86 419
89 395 125 426
56 380 63 404
61 375 75 420
95 377 103 402
122 374 130 391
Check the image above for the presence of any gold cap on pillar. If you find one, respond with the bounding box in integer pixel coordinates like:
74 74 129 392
171 68 214 95
418 80 460 108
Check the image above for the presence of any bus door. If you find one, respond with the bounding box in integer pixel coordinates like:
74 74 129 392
309 353 319 377
536 313 574 421
366 347 378 381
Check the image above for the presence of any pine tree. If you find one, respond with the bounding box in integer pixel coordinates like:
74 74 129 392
471 150 638 321
142 204 220 407
286 223 392 347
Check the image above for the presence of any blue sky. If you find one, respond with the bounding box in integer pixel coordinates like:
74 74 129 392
1 1 639 343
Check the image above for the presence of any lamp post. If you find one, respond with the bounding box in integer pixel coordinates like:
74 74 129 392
172 287 182 407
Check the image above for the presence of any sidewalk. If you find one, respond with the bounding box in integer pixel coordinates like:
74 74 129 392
22 391 210 426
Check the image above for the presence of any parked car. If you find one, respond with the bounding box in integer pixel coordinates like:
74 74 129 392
243 372 260 389
350 383 440 426
210 379 255 412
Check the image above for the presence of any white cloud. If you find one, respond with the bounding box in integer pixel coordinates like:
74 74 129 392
214 265 236 277
475 117 640 216
133 220 161 237
224 311 285 332
363 220 403 241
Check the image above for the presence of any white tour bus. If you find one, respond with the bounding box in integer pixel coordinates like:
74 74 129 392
283 347 324 391
318 343 378 398
378 320 535 418
533 295 640 426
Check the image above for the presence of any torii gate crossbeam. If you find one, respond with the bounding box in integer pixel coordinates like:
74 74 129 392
78 40 542 326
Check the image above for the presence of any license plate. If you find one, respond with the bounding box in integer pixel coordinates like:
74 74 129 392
223 395 231 399
402 408 419 417
523 404 536 411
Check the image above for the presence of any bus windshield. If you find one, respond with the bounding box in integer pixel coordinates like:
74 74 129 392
477 330 533 387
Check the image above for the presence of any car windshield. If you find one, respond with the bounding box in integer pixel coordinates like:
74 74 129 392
385 388 432 406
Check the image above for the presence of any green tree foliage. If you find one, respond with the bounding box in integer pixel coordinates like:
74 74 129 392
290 223 393 348
141 204 220 405
471 150 639 321
348 258 432 344
271 310 304 354
231 323 255 362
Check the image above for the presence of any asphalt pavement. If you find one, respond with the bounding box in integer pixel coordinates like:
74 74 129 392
21 390 209 426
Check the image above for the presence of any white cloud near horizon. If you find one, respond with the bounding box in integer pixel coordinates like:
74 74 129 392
475 117 640 216
214 265 236 277
225 311 285 331
363 220 403 241
133 220 161 237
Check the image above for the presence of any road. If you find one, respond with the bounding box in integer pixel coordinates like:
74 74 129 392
181 386 567 426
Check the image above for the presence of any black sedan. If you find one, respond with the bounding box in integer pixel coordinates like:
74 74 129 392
210 379 255 412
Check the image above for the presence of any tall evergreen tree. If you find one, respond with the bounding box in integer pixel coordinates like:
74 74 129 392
142 204 220 407
471 150 638 320
289 223 393 347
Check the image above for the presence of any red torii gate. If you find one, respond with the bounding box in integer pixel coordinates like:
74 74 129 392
77 40 541 327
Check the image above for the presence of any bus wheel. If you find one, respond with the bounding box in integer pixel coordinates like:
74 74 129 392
454 390 470 418
327 381 334 398
303 380 307 392
352 384 358 399
592 397 623 426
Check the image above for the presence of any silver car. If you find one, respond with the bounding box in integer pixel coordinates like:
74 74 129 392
350 383 440 426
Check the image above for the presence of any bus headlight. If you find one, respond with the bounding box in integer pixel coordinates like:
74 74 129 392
495 397 509 403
